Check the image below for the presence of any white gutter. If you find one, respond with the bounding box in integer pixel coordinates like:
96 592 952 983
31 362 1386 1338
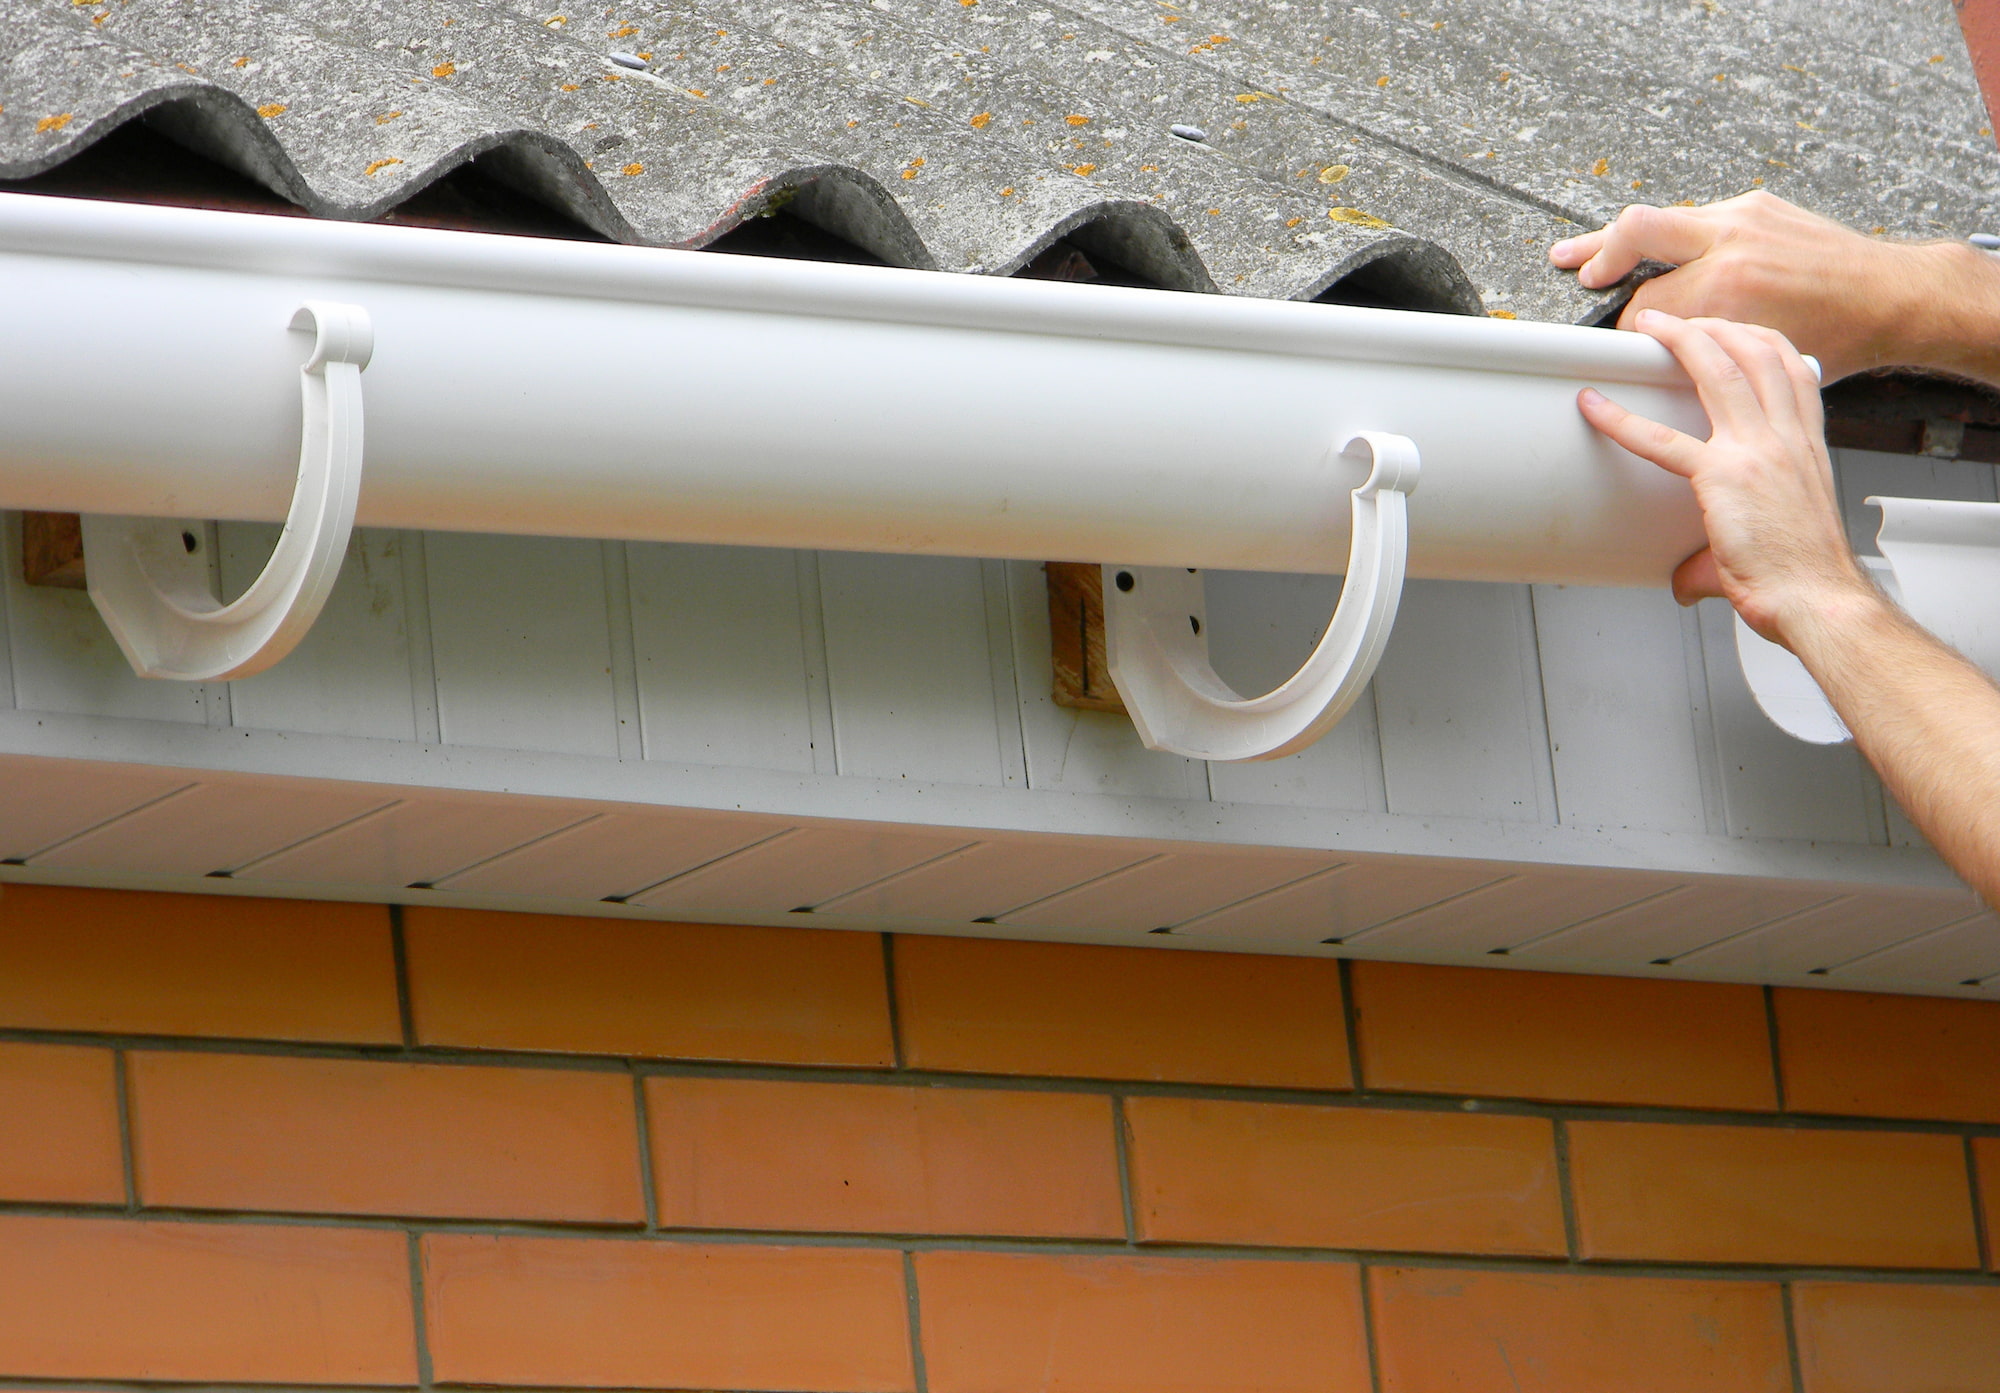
0 193 1973 758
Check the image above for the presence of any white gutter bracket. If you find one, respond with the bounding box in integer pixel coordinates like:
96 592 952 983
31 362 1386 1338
1104 432 1419 762
1736 495 2000 744
83 301 371 682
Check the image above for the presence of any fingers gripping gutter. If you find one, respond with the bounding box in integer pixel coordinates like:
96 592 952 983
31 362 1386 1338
1551 204 1720 289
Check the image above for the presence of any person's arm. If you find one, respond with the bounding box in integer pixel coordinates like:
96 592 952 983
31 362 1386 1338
1550 191 2000 387
1583 309 2000 904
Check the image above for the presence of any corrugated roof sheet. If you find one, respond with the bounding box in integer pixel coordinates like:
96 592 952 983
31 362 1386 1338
2 0 1997 322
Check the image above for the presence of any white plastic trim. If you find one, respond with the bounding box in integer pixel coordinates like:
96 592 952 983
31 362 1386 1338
1104 432 1419 761
1737 496 2000 744
82 301 371 681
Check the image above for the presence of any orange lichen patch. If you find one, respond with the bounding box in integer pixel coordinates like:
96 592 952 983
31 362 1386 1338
1713 72 1727 82
1931 53 1947 62
1319 164 1350 183
559 82 580 91
1069 163 1097 176
904 96 931 107
1872 225 1887 235
178 62 199 73
962 0 978 7
713 62 727 70
621 163 644 176
1161 12 1181 19
1327 206 1390 228
900 156 926 179
1497 70 1512 82
969 111 992 129
232 55 252 67
1066 113 1090 125
1488 309 1518 319
1285 216 1303 227
1797 120 1817 131
1234 92 1271 103
763 77 776 85
256 103 288 118
685 87 707 98
35 113 74 133
1631 179 1644 189
610 22 638 37
544 14 567 25
1375 74 1390 87
1139 162 1158 171
1205 207 1221 215
603 71 621 81
1782 62 1807 73
1209 33 1230 42
1591 157 1610 176
432 62 456 78
363 158 403 177
998 186 1015 196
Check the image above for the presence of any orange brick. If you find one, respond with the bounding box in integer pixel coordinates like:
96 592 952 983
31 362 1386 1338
130 1051 644 1223
0 1214 414 1384
1776 988 2000 1123
1569 1120 1978 1269
893 935 1348 1087
405 907 894 1065
1351 960 1777 1109
915 1250 1370 1393
0 1043 123 1204
647 1076 1122 1237
1794 1282 2000 1393
1126 1096 1564 1255
422 1232 913 1391
0 885 399 1043
1371 1266 1790 1393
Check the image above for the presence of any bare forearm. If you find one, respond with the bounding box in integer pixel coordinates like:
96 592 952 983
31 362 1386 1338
1787 586 2000 902
1886 242 2000 390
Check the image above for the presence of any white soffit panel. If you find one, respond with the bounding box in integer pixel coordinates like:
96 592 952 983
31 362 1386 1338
1671 890 1982 976
435 810 790 901
0 762 191 860
813 840 1148 922
630 825 974 916
30 782 392 877
998 850 1334 934
1340 868 1681 956
1824 912 2000 989
235 797 589 888
1170 857 1504 947
1504 880 1840 970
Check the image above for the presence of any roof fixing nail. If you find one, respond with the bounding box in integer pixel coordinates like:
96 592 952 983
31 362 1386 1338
1170 123 1207 142
1971 232 2000 250
609 51 648 70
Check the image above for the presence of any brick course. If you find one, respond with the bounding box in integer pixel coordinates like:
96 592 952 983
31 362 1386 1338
0 886 1996 1392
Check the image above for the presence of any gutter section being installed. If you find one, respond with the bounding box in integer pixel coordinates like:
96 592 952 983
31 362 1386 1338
0 193 1974 758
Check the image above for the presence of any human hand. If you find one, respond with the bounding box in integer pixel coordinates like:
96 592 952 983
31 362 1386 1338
1577 309 1874 647
1550 192 1966 382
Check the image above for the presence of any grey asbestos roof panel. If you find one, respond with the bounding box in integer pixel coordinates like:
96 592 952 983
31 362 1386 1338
2 0 1996 323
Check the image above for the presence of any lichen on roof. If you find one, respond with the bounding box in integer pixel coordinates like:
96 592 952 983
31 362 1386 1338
3 0 1994 323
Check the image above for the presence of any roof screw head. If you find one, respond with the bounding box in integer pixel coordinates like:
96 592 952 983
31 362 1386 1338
1170 123 1207 142
1971 232 2000 250
609 51 648 70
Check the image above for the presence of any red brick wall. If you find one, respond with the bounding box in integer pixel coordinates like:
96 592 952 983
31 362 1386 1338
0 882 1997 1392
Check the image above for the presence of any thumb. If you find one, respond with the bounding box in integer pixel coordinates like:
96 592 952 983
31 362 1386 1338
1671 548 1723 606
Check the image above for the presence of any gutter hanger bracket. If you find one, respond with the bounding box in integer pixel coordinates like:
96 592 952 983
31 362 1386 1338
83 301 371 682
1104 431 1419 762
